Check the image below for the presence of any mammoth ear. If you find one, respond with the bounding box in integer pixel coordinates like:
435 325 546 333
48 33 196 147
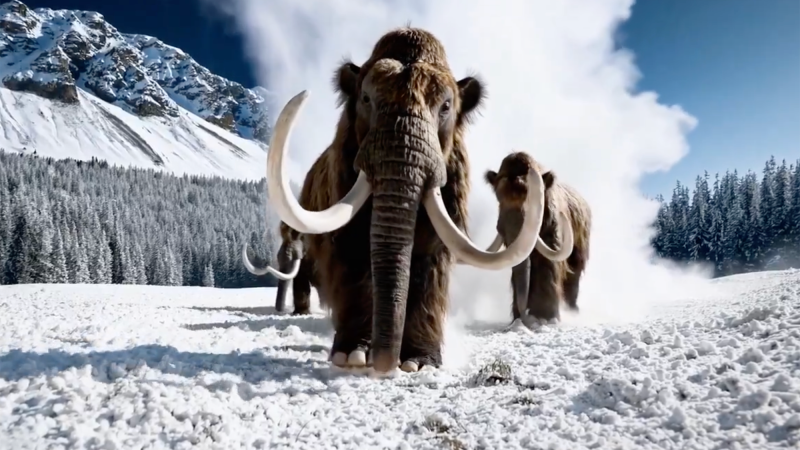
484 169 498 187
332 60 361 107
542 170 556 189
457 75 486 124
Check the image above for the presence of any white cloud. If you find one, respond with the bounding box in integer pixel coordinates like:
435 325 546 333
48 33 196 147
211 0 716 368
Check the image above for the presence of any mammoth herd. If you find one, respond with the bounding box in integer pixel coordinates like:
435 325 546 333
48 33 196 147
242 27 592 375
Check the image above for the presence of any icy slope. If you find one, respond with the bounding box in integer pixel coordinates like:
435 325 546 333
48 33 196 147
0 87 267 181
1 269 799 449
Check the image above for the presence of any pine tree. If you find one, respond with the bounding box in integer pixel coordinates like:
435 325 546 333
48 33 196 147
50 227 69 283
772 160 792 252
651 195 671 258
0 169 10 272
707 174 724 275
737 172 764 269
758 157 776 256
4 194 31 284
688 173 712 262
789 162 800 259
202 263 215 287
27 203 54 284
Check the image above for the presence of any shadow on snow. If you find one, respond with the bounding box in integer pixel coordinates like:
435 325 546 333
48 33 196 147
179 305 334 337
0 344 344 385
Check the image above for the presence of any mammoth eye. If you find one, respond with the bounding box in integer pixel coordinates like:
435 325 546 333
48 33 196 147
440 100 451 115
362 94 370 104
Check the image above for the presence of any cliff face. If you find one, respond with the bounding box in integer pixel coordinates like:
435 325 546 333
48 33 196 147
0 0 272 143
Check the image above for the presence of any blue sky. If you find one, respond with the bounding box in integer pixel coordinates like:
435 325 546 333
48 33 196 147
619 0 800 197
25 0 800 198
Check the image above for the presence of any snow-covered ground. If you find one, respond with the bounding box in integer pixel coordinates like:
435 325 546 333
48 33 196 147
1 269 799 449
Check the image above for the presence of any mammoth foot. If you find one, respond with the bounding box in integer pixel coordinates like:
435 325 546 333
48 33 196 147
331 349 368 367
328 350 438 373
329 350 431 373
329 332 441 373
398 354 440 373
330 334 371 368
519 314 560 330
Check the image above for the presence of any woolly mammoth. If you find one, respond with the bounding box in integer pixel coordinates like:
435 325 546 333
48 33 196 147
262 27 550 374
484 151 592 323
242 222 317 315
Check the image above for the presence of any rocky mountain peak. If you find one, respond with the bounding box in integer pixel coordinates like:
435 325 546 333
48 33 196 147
0 1 272 143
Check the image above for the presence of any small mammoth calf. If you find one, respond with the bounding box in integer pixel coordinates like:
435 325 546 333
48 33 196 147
484 152 592 323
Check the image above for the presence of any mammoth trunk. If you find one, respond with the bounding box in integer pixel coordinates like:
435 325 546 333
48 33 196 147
358 116 443 372
369 177 423 373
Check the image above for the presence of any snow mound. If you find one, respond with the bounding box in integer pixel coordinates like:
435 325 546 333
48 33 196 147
1 269 799 449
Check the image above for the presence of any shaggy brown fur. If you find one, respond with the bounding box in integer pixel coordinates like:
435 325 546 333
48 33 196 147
291 27 485 369
484 152 592 321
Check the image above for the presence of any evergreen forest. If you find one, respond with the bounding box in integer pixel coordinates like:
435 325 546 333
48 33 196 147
651 156 800 277
0 151 281 288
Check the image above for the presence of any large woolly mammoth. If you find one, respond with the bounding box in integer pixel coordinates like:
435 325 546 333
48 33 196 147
484 151 592 323
242 222 317 315
263 28 549 374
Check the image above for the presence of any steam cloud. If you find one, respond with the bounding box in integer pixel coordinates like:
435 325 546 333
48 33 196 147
210 0 716 367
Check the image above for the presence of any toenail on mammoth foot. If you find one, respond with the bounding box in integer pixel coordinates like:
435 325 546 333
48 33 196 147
330 349 425 373
331 349 368 368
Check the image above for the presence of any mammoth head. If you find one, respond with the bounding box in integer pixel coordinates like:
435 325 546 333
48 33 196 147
484 151 557 210
484 151 575 263
332 28 485 193
335 60 485 180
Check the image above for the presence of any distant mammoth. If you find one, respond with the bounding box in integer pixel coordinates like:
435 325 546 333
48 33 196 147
484 151 592 323
242 222 317 315
261 27 549 374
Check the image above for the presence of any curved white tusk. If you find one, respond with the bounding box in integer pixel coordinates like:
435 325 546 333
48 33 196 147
486 234 504 253
455 234 504 265
425 170 546 270
241 244 302 280
266 90 372 234
534 211 574 262
457 211 574 264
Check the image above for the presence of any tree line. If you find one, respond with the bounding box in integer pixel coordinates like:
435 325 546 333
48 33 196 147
1 150 798 288
0 151 283 288
651 155 800 277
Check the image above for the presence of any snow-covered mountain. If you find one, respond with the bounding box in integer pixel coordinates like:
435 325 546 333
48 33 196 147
0 0 273 181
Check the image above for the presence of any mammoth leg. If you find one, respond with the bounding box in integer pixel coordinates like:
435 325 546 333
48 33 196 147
510 256 531 321
526 251 562 322
562 248 588 311
274 241 293 312
398 253 448 372
291 257 314 315
328 264 373 368
274 280 290 313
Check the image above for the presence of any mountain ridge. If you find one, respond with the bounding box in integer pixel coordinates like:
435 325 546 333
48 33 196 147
0 0 273 142
0 0 280 182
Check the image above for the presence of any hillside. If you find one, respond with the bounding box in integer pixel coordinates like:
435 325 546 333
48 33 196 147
0 0 272 180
